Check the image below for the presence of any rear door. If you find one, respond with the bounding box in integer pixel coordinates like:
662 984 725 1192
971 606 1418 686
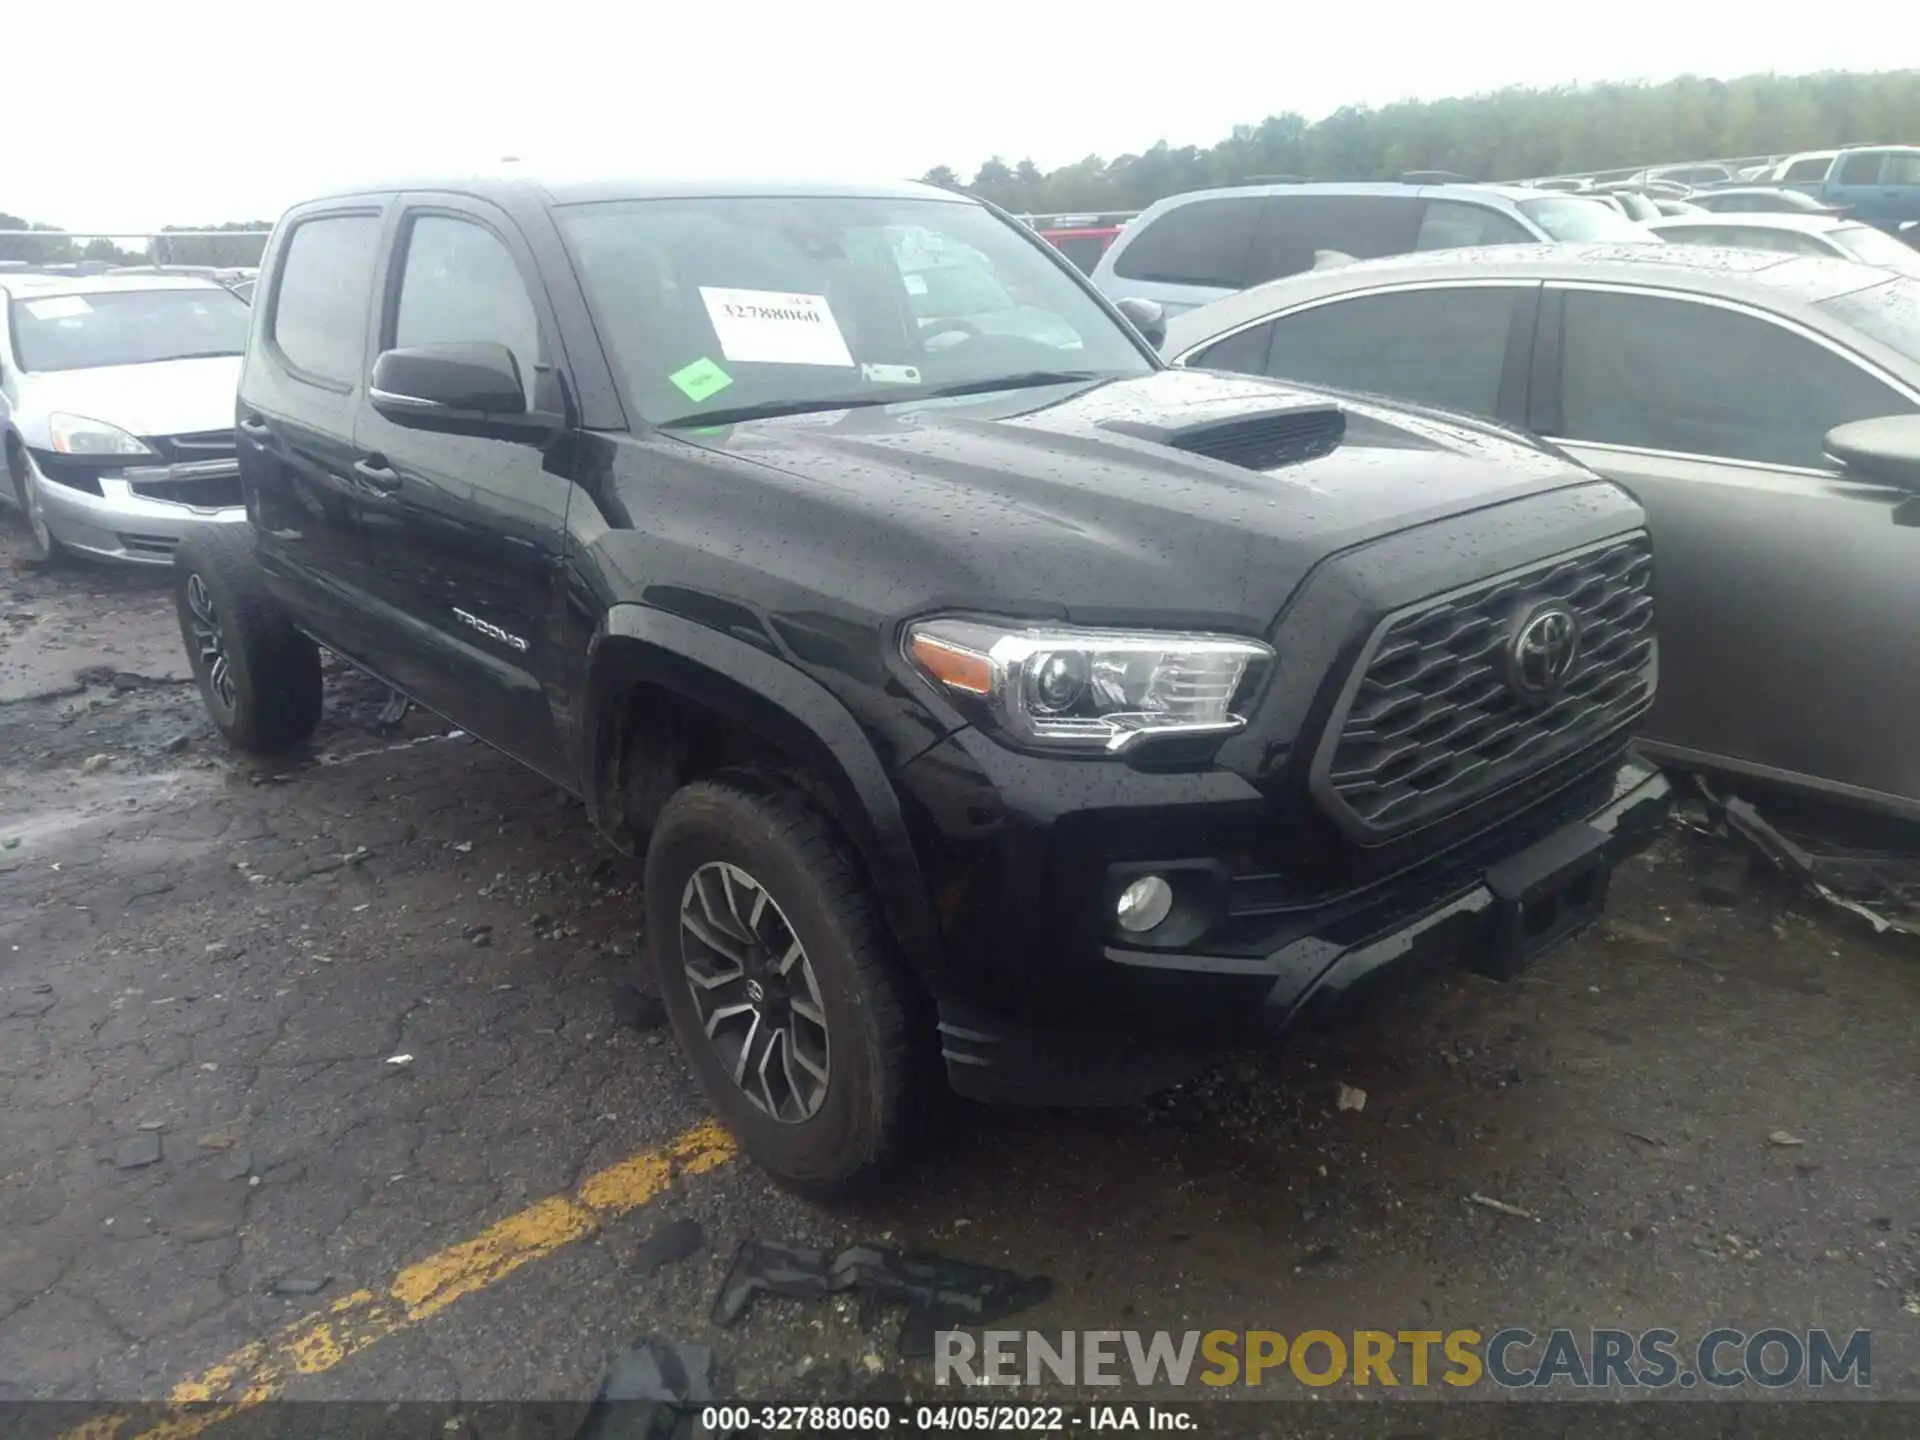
350 196 576 776
1529 283 1920 810
239 205 390 662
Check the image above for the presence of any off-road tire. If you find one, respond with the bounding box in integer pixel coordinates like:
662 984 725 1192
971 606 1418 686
172 525 324 754
645 770 926 1198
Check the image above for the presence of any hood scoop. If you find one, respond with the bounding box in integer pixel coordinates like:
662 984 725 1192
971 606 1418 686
1100 401 1346 473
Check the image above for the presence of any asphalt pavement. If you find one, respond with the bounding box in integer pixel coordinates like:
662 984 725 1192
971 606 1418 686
2 522 1917 1436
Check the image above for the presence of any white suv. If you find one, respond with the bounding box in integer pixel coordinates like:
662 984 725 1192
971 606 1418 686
1 273 250 564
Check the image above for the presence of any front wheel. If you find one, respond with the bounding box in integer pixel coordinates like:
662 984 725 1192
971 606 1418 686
172 525 324 754
7 439 63 561
644 771 927 1197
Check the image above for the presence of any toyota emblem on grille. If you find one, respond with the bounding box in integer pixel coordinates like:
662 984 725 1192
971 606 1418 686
1505 603 1582 701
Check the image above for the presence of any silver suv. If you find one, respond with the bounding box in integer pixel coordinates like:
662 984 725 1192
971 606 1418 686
1090 181 1658 314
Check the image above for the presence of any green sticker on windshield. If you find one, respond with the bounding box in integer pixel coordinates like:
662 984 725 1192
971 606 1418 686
669 357 733 403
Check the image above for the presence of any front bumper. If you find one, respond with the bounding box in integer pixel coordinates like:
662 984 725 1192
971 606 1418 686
911 747 1671 1106
26 453 246 564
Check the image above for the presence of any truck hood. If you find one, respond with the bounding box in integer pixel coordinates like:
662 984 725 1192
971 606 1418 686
16 356 242 441
650 367 1616 632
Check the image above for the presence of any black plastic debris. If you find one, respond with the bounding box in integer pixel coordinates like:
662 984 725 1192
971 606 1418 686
712 1239 1052 1357
630 1216 704 1277
573 1336 717 1440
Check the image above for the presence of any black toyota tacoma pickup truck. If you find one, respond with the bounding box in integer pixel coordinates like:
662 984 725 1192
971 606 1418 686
174 174 1670 1195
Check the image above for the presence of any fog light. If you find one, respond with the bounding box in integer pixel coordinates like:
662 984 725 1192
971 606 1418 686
1116 875 1174 934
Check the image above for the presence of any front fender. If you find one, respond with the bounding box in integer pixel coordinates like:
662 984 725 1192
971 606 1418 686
583 602 948 985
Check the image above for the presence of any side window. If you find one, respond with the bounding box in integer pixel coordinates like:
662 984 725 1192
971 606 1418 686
1885 153 1920 185
1834 152 1885 185
1111 199 1259 289
1188 321 1276 376
1415 201 1533 251
1783 157 1832 182
271 214 382 384
1261 286 1523 417
391 216 543 402
1250 197 1423 283
1554 290 1913 469
1719 227 1818 257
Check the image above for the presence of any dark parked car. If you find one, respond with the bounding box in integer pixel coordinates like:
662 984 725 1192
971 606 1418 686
177 174 1672 1193
1165 244 1920 821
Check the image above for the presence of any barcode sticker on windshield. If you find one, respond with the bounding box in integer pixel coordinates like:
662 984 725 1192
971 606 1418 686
699 288 854 368
25 296 92 320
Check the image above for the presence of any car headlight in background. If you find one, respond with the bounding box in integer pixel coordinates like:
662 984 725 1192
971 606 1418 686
47 413 155 458
906 618 1272 754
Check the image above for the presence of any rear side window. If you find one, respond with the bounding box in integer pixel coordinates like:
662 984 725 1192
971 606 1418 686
1783 156 1832 182
271 214 382 384
1188 321 1277 376
1250 196 1422 283
1111 198 1260 288
1553 290 1912 468
1834 152 1885 185
1261 285 1524 417
1415 201 1533 251
391 216 544 403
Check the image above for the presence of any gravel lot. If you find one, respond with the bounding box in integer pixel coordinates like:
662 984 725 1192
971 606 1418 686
2 522 1916 1435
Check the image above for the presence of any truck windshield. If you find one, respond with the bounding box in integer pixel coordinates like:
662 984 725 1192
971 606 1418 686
9 287 250 373
555 194 1154 427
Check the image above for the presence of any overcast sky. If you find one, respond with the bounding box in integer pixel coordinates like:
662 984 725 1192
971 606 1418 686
5 2 1901 233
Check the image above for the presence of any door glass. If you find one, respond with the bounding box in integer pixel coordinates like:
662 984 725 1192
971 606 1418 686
1262 286 1521 417
1885 152 1920 185
272 214 382 384
1188 321 1277 376
1555 290 1913 468
1110 198 1259 288
392 217 544 403
1784 157 1832 182
1415 201 1534 251
1834 152 1885 185
1249 196 1423 283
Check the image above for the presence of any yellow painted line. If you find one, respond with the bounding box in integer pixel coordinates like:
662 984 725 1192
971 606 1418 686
67 1119 736 1440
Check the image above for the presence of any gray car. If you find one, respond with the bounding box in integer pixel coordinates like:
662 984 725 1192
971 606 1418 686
1163 244 1920 820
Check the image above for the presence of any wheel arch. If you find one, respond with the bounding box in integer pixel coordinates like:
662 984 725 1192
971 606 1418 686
583 603 948 984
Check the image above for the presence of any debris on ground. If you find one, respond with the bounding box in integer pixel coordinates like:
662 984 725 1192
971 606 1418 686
1689 779 1919 938
630 1216 705 1277
385 1053 414 1070
1466 1192 1539 1221
711 1239 1053 1358
375 689 412 729
80 753 112 775
573 1335 721 1440
113 1133 163 1169
1769 1130 1807 1147
610 979 668 1031
1335 1082 1368 1113
269 1274 332 1297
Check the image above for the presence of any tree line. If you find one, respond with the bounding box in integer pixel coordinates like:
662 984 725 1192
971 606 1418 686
925 69 1920 214
0 218 271 268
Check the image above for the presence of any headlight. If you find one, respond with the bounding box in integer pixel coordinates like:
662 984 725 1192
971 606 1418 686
47 413 155 458
906 618 1272 754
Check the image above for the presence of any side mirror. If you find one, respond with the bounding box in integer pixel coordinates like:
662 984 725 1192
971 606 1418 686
1824 414 1920 493
1114 296 1167 350
369 342 557 441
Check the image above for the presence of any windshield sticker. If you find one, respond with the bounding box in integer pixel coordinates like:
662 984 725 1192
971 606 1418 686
24 296 92 320
860 363 922 385
902 273 929 296
668 356 734 403
699 287 854 368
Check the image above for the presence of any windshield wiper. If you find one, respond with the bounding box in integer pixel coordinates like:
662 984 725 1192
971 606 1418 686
923 370 1109 399
660 395 903 429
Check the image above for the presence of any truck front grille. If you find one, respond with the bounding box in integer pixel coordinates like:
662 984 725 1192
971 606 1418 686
1316 534 1655 839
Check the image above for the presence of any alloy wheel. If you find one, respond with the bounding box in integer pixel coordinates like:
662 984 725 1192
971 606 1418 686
185 573 237 713
677 860 831 1123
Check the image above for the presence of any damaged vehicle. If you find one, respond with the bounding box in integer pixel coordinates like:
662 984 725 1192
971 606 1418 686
2 273 251 563
1164 245 1920 823
175 173 1670 1194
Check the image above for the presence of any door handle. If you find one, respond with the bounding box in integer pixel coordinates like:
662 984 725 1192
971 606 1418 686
237 415 272 441
353 457 402 493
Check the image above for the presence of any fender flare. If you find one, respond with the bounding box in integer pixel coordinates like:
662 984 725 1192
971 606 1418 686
583 603 948 984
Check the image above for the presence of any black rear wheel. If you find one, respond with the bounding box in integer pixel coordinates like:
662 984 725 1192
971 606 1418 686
172 526 323 754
